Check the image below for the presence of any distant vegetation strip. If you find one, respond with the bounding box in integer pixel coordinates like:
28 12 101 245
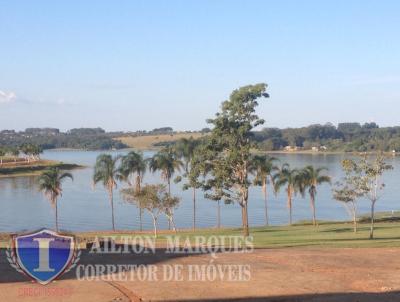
0 160 83 177
2 122 400 153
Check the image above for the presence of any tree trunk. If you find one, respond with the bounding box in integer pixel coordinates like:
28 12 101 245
263 179 268 226
193 187 196 231
109 189 115 231
167 178 171 230
151 215 158 238
242 203 249 237
217 200 221 229
310 194 317 226
170 215 177 233
137 175 142 231
139 204 143 232
287 188 293 225
55 198 59 232
369 201 376 239
353 211 357 233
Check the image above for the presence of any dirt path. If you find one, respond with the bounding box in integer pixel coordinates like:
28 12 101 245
1 248 400 301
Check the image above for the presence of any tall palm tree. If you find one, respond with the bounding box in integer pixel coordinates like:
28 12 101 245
250 155 278 226
274 163 301 225
93 154 120 231
118 151 147 231
38 167 73 232
149 147 183 195
302 166 331 226
174 138 200 230
149 147 182 230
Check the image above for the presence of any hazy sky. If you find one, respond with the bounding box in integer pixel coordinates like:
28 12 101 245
0 0 399 131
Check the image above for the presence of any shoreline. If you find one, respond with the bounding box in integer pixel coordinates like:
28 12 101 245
0 160 85 178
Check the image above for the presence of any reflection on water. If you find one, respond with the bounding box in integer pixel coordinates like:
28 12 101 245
0 150 399 232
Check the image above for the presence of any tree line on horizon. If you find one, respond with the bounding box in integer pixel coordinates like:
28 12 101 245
34 84 394 240
254 122 400 152
2 121 400 153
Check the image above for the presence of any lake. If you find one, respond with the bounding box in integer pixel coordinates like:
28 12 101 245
0 150 399 232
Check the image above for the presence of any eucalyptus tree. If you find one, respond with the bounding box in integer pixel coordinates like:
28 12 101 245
335 155 392 239
121 184 180 237
93 154 121 231
118 151 147 231
38 167 73 232
201 83 269 237
333 181 361 233
250 155 278 226
274 163 301 225
301 166 331 226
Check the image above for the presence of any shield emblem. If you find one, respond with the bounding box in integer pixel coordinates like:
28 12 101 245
14 229 75 285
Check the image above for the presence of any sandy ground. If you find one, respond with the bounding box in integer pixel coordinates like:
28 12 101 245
1 248 400 301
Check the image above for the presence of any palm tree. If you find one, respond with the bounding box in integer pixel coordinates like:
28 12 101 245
38 167 73 232
174 138 200 230
118 151 147 231
301 166 331 226
274 163 301 225
149 147 183 195
149 147 182 230
250 155 278 226
93 154 120 231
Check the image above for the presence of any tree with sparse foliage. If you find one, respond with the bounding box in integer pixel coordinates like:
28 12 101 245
333 179 362 233
201 83 269 236
335 155 393 239
121 184 180 237
38 167 73 232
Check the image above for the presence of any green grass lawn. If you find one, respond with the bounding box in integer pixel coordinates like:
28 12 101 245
61 219 400 249
2 220 400 249
162 221 400 248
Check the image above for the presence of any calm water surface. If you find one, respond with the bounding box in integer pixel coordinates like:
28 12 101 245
0 150 399 232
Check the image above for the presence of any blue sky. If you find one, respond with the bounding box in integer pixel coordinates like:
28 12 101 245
0 0 399 131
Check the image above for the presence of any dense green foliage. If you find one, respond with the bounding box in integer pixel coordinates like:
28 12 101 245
254 122 400 152
0 128 127 150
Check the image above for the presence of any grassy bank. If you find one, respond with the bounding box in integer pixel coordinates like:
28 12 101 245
0 160 84 177
0 220 392 249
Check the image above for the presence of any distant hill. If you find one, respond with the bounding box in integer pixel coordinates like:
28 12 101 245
117 132 206 149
